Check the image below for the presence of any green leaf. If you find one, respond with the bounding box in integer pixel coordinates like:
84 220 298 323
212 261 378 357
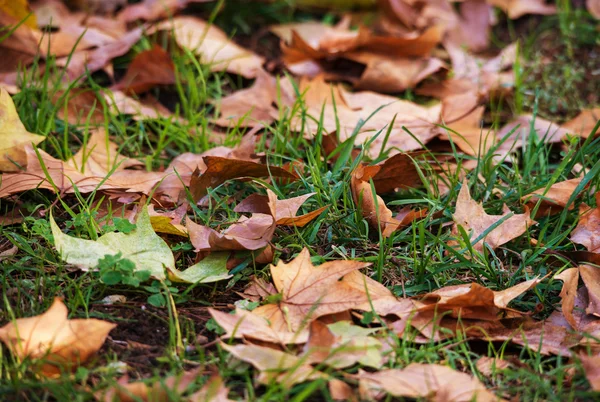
147 293 166 307
101 270 122 285
168 252 232 284
50 206 173 279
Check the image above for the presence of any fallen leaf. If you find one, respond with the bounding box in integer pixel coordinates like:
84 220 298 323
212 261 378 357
352 164 426 237
213 70 279 128
187 214 275 251
0 298 115 377
476 356 511 377
522 178 583 218
328 379 354 401
97 369 199 402
168 252 232 284
188 156 299 203
51 205 174 279
562 108 600 138
571 196 600 253
0 89 45 171
450 180 535 254
118 0 212 22
189 375 234 402
358 363 501 402
234 190 328 227
56 28 144 80
221 343 322 387
555 268 580 330
303 320 385 369
0 0 37 29
253 248 371 331
113 45 176 95
488 0 556 19
209 307 309 344
52 89 106 125
580 354 600 391
154 17 264 78
580 265 600 317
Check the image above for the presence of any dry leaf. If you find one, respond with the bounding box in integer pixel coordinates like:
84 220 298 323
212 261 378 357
580 265 600 317
562 108 600 138
52 89 106 125
358 363 501 402
118 0 212 22
555 268 580 330
0 89 45 171
522 178 583 218
571 196 600 253
451 180 535 254
154 17 264 78
352 164 426 237
0 298 115 377
328 379 354 401
476 356 511 377
580 354 600 391
113 45 176 95
188 156 299 203
97 369 199 402
488 0 556 19
253 248 371 331
189 375 234 402
221 343 322 387
235 190 327 227
213 70 279 128
209 307 309 344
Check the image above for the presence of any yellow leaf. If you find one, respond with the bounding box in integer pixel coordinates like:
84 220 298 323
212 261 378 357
0 89 45 171
0 0 37 28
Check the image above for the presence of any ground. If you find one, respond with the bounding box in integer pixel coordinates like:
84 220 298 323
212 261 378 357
0 0 600 401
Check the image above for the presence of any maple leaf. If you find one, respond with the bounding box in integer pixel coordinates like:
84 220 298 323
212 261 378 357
488 0 556 19
580 354 600 392
0 298 115 377
571 196 600 253
0 89 45 171
117 0 212 23
221 343 323 387
271 20 444 93
153 17 264 78
213 69 279 128
168 252 232 284
358 363 502 402
303 320 386 369
476 356 512 377
562 107 600 138
188 156 299 203
416 278 541 321
51 205 174 279
450 180 536 254
112 45 176 95
189 375 234 402
209 307 309 344
52 89 106 126
556 268 580 330
97 368 200 402
187 214 275 252
522 178 584 218
252 248 371 331
351 163 426 237
235 189 328 227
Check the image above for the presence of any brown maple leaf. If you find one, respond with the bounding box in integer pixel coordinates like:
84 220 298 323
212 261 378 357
112 45 176 95
0 298 115 377
358 363 502 401
252 248 371 331
522 178 584 218
450 180 536 254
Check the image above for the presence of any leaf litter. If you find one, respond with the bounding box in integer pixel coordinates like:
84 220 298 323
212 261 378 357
0 0 598 400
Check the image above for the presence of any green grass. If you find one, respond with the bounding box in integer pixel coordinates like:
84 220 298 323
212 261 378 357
1 2 600 401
